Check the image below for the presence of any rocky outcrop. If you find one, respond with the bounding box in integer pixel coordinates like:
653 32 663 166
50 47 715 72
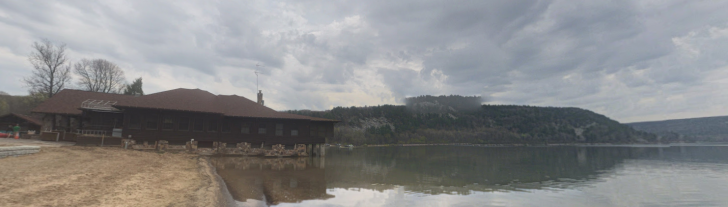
127 140 313 157
264 144 308 157
353 117 395 132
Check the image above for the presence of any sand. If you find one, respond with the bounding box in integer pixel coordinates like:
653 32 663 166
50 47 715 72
0 146 226 207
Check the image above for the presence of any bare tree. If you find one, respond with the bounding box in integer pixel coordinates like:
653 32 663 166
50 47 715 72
24 39 72 98
75 59 126 93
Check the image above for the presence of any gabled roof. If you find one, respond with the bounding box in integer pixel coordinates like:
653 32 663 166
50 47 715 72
31 90 136 115
0 113 43 126
113 88 220 114
215 94 336 121
33 88 338 122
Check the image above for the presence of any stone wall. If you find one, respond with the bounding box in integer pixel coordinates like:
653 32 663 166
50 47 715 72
125 140 316 157
76 135 122 146
0 146 41 158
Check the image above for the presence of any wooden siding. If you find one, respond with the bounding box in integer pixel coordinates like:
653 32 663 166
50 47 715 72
0 116 41 132
121 108 331 145
82 111 123 131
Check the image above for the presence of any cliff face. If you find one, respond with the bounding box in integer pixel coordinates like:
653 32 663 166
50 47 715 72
289 103 655 145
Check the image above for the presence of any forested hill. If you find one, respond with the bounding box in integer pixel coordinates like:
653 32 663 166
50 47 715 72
628 116 728 142
288 99 655 145
0 93 47 115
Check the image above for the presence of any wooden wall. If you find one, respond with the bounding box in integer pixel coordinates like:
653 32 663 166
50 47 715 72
121 108 333 145
0 115 41 132
82 111 124 131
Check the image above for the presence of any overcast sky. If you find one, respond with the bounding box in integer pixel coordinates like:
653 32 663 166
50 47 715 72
1 0 728 123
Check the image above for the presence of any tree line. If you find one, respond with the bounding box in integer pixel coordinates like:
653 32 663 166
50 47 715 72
1 39 146 115
23 39 144 99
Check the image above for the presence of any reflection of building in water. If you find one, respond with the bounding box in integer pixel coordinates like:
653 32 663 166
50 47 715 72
211 156 332 205
212 146 728 203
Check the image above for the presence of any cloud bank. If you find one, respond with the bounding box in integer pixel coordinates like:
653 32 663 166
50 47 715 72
1 0 728 122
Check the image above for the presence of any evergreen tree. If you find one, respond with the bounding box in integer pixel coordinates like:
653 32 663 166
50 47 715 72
123 77 144 96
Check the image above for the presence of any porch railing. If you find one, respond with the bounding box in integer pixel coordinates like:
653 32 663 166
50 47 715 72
80 99 119 111
76 129 108 136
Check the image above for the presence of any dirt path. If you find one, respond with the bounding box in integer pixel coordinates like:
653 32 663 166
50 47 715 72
0 146 226 207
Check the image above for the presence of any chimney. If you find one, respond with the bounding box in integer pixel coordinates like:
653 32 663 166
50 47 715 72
257 90 264 106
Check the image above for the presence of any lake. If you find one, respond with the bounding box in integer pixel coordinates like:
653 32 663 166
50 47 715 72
211 145 728 207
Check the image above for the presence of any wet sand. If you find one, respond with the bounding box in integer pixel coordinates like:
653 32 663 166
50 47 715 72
0 146 227 207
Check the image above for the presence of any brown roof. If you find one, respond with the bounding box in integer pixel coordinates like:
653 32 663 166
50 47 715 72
34 88 338 122
0 113 43 126
31 89 136 115
215 95 336 121
113 88 220 114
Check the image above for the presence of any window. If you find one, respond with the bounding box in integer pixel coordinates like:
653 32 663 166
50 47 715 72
162 116 175 130
129 114 141 129
258 124 267 134
310 125 316 136
319 126 325 137
241 123 250 134
275 124 283 136
193 118 204 132
208 119 218 132
146 114 158 130
290 124 298 136
221 121 230 133
178 117 190 131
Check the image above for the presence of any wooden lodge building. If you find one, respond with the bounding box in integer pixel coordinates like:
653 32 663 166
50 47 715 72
0 113 43 134
31 88 337 148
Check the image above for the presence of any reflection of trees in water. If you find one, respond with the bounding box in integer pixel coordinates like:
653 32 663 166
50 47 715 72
640 145 728 164
324 146 665 195
211 146 728 204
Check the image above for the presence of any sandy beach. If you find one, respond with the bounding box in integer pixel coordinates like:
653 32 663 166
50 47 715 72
0 145 227 207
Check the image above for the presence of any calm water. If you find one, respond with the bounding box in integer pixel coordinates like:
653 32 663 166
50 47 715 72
211 145 728 207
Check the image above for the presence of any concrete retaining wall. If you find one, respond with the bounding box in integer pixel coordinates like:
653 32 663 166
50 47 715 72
40 132 60 141
76 135 122 146
0 146 41 158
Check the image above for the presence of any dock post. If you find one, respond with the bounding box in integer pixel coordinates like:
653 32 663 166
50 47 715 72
314 144 321 157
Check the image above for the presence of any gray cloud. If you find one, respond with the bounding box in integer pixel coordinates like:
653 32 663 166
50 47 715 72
1 0 728 122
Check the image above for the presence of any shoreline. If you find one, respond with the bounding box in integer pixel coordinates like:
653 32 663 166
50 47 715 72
196 156 236 207
355 142 725 148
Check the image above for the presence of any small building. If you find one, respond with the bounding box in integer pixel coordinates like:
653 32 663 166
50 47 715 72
0 113 43 133
31 89 338 148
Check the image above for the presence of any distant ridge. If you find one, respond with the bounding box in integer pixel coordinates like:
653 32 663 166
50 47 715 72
289 96 655 145
627 115 728 142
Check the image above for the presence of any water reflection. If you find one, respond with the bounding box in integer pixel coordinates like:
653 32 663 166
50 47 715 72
211 157 332 205
325 146 651 194
212 145 728 206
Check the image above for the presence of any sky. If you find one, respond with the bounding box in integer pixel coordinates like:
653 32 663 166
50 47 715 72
1 0 728 123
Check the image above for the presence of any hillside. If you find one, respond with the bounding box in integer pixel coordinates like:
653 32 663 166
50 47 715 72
628 116 728 142
0 93 46 115
288 96 655 145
